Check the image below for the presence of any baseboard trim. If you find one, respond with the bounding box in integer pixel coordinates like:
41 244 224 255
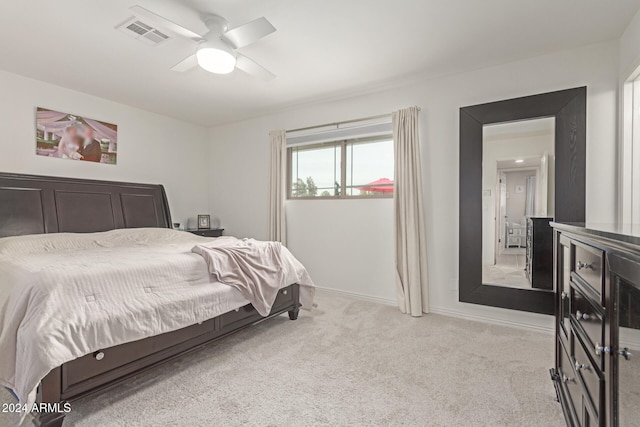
315 286 397 307
315 286 554 334
429 306 555 335
316 286 555 335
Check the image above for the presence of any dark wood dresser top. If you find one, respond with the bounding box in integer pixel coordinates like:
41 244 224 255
551 222 640 248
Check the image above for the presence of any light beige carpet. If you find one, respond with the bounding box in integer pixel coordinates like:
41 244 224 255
1 291 563 426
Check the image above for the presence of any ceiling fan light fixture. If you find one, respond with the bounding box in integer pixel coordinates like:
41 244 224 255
196 39 236 74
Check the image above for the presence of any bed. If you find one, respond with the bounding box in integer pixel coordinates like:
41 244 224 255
0 172 313 427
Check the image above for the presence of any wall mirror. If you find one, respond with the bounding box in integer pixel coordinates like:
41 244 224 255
482 118 554 289
459 87 586 315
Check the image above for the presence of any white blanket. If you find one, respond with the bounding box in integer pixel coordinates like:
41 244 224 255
0 228 315 414
193 237 315 316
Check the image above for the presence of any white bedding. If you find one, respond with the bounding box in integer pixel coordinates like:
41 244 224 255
0 228 314 415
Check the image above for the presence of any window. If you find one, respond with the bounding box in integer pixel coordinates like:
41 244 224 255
288 136 394 198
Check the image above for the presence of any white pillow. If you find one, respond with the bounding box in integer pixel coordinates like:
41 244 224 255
0 232 101 256
0 228 193 256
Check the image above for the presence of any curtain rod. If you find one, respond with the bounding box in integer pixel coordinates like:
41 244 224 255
285 108 421 134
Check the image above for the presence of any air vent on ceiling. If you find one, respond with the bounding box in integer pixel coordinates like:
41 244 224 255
116 17 171 46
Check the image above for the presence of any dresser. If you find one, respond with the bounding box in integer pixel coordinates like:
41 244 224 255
526 217 554 289
550 223 640 427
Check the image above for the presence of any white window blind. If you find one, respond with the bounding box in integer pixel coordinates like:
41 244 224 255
286 116 392 147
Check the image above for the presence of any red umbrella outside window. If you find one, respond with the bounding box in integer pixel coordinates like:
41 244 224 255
357 178 394 193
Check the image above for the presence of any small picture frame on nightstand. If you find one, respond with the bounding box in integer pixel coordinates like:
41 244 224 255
197 214 210 230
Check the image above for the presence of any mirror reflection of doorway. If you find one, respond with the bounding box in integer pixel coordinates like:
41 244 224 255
481 117 555 289
492 166 539 287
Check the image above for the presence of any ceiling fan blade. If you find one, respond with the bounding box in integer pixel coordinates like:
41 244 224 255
223 17 275 49
235 54 275 81
171 54 198 72
130 5 205 41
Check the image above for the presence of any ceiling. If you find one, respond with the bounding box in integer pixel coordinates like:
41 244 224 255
0 0 639 127
496 157 541 169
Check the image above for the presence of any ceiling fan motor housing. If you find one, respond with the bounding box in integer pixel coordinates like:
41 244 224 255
203 14 229 36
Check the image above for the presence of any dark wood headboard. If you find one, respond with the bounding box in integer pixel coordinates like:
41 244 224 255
0 173 172 238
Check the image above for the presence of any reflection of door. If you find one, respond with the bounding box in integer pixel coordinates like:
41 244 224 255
496 172 507 258
539 152 549 215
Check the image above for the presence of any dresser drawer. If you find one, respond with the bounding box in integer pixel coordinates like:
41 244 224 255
220 303 258 328
558 339 581 420
582 400 599 427
573 333 603 419
272 286 295 310
62 318 216 396
570 282 604 367
220 287 295 329
573 243 604 297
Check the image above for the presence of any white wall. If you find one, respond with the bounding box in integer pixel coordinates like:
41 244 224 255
208 41 619 330
619 9 640 223
620 9 640 80
287 199 395 303
0 70 209 226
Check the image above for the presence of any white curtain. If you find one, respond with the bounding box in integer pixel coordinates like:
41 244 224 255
393 106 428 316
268 130 287 244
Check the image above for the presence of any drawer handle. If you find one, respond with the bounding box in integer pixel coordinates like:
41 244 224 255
595 342 611 356
575 310 591 321
282 290 288 295
619 348 633 360
575 361 590 371
562 374 574 384
577 261 592 270
561 291 568 300
94 351 105 361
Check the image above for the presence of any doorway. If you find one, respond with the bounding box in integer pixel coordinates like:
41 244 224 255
485 153 548 288
491 167 538 287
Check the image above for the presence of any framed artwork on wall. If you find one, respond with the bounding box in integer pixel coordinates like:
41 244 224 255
35 107 118 165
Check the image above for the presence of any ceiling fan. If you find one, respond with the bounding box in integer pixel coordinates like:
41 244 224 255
130 5 277 80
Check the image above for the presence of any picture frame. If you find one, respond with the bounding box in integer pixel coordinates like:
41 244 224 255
197 214 210 230
36 107 118 164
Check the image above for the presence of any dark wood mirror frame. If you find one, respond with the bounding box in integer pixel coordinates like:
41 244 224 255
459 87 586 315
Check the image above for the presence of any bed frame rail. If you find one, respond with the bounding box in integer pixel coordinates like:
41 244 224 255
33 284 301 427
